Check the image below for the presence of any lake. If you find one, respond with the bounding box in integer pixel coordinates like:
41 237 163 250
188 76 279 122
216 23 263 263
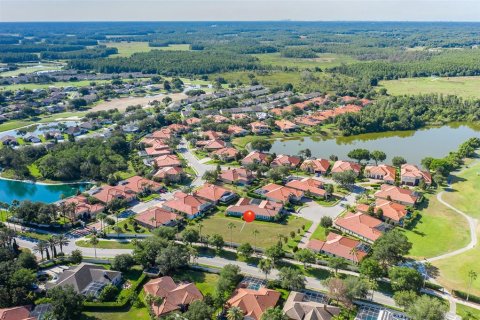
0 178 90 204
270 123 480 166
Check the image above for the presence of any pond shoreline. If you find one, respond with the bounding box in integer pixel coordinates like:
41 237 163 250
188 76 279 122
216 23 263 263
0 176 93 186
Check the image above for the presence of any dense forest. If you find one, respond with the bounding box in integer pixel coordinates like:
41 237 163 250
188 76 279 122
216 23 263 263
335 94 480 135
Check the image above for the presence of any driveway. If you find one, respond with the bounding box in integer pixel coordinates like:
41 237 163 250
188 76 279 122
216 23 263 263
177 138 215 187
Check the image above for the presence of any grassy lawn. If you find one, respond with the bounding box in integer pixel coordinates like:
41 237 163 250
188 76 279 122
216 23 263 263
104 41 153 57
82 306 150 320
400 193 470 259
1 80 110 91
0 62 63 77
106 219 150 235
310 224 328 241
254 52 358 69
197 213 311 250
27 164 42 179
457 304 480 319
173 269 219 296
76 239 135 249
378 76 480 99
442 159 480 218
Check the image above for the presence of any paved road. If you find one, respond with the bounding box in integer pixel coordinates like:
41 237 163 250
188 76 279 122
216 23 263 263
177 138 214 187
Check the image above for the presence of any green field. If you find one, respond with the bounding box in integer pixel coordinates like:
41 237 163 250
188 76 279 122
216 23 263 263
0 111 87 132
197 213 311 250
0 62 63 77
105 41 153 57
401 193 469 259
1 79 110 91
83 306 150 320
254 52 358 69
76 239 135 249
457 304 480 319
442 159 480 218
173 269 219 296
378 76 480 99
157 44 191 51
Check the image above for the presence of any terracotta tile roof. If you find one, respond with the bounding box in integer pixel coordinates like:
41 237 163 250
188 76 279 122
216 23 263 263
374 184 419 206
227 197 283 219
0 306 35 320
364 164 396 182
61 195 105 217
185 117 201 126
286 178 326 197
135 207 181 228
194 183 235 202
220 168 254 184
201 130 226 140
212 147 239 159
208 114 230 123
162 192 209 217
231 113 250 120
155 154 181 168
144 276 203 316
401 164 432 184
227 287 280 320
154 166 184 179
203 139 227 150
335 212 384 242
167 123 188 132
331 161 361 174
283 291 340 320
250 121 270 133
275 119 298 131
307 233 368 263
118 175 162 193
294 116 322 126
260 183 304 203
376 199 408 222
227 125 248 135
242 151 269 165
300 159 331 173
90 185 137 204
151 128 172 140
271 154 302 167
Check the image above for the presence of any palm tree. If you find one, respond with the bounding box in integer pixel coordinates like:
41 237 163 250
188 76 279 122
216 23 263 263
258 258 273 280
227 222 236 248
350 247 359 265
55 234 70 254
0 228 15 248
227 306 244 320
97 212 107 234
252 229 259 256
198 222 204 245
90 235 99 258
47 236 58 258
33 240 48 260
467 270 478 301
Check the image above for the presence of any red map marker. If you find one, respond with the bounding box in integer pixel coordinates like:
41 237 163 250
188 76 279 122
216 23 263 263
243 210 255 223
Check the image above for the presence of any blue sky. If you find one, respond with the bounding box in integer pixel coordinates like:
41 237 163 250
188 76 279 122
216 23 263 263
1 0 479 22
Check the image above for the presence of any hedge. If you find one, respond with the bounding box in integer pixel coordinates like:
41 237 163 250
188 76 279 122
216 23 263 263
83 272 148 311
452 289 480 304
424 281 443 291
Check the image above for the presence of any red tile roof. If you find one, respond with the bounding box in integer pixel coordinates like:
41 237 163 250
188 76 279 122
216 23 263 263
286 178 326 197
374 184 419 206
194 183 234 202
162 192 209 217
335 212 384 242
300 158 330 173
135 207 181 228
227 197 283 219
331 161 361 174
401 164 432 184
271 154 302 167
220 168 254 184
307 233 367 263
61 195 105 217
119 176 162 193
364 164 396 182
242 151 269 165
154 166 184 180
155 154 181 168
260 183 304 203
0 307 35 320
227 287 281 320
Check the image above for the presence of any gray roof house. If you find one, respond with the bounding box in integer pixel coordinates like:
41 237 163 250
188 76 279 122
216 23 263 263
46 263 122 297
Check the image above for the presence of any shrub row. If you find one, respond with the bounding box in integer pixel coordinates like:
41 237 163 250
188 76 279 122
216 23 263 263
452 289 480 304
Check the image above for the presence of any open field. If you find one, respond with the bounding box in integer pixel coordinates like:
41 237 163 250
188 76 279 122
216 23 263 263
442 159 480 218
89 92 187 112
457 304 480 319
378 76 480 99
0 62 64 77
401 193 470 259
0 79 110 91
157 44 191 51
254 52 358 69
104 41 153 57
0 111 88 132
197 213 311 250
83 306 149 320
76 239 135 249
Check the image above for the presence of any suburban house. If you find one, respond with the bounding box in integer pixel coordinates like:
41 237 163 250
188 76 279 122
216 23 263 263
400 164 432 186
200 130 227 141
197 139 226 151
155 154 182 168
283 291 341 320
0 306 35 320
154 166 184 182
117 175 163 194
143 276 203 317
334 212 386 243
60 195 105 220
185 117 201 126
286 178 326 198
220 168 255 185
46 263 122 297
143 141 171 157
374 184 419 207
271 154 302 168
227 124 248 136
242 151 269 166
364 164 396 184
357 199 409 225
151 128 173 141
226 287 281 320
135 207 182 229
300 158 331 175
256 183 304 203
307 233 368 263
226 197 283 221
162 192 212 219
1 135 18 146
331 161 361 175
212 147 239 162
275 119 299 132
90 185 137 204
250 121 271 134
193 183 238 204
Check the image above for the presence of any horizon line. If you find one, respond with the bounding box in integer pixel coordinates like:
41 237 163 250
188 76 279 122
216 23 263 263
2 20 480 23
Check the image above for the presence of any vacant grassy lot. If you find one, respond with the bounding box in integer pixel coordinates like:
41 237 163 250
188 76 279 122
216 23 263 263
0 111 87 132
254 52 358 69
442 159 480 218
157 44 191 51
378 76 480 99
457 303 480 319
76 239 135 249
173 269 219 296
1 79 110 91
0 62 63 77
82 306 150 320
197 213 311 250
105 41 153 57
401 193 469 259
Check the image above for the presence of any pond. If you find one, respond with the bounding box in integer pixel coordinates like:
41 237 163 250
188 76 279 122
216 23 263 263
0 121 80 139
0 178 90 204
270 123 480 166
